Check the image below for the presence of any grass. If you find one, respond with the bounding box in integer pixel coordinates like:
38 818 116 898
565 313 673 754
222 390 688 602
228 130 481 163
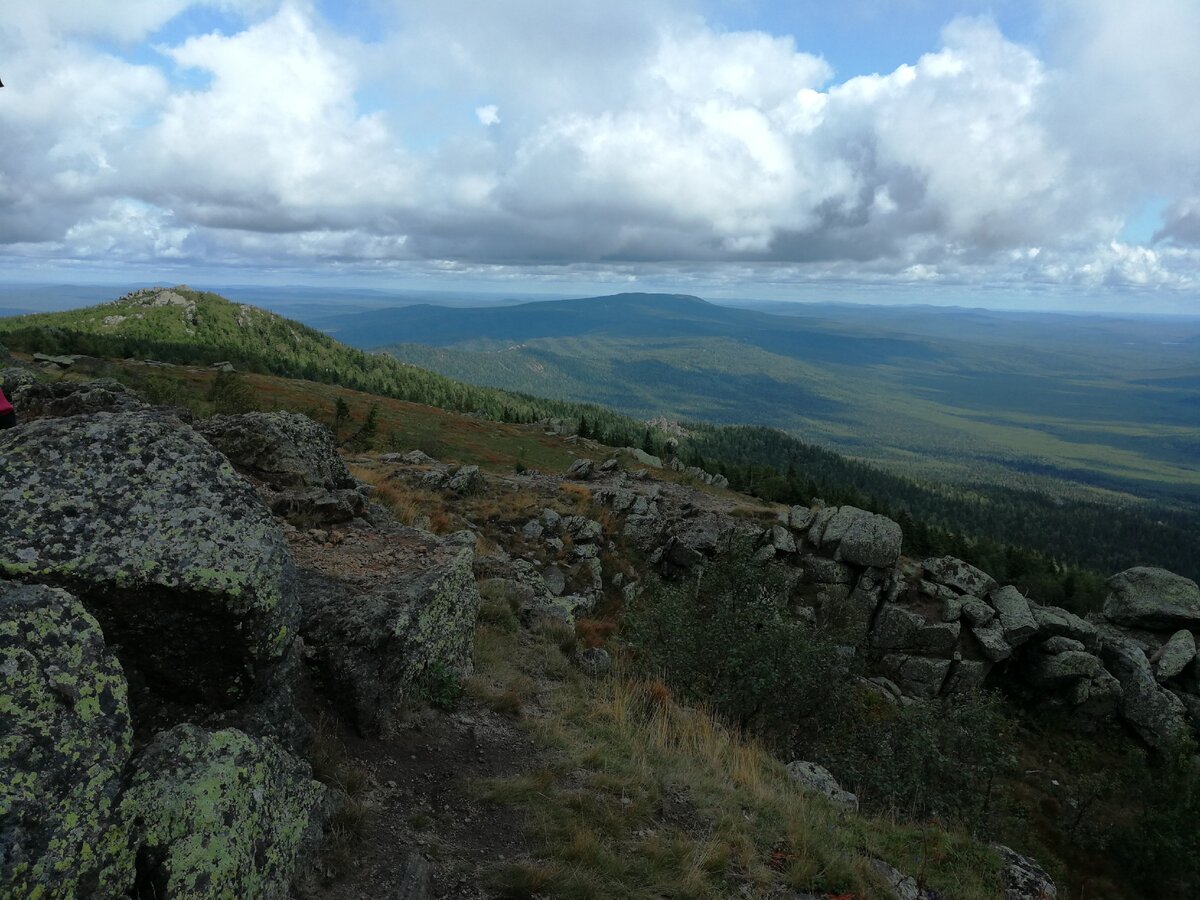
467 623 1004 900
295 712 375 893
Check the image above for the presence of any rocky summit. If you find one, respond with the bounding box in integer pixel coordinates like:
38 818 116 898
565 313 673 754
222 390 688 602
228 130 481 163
2 365 1200 899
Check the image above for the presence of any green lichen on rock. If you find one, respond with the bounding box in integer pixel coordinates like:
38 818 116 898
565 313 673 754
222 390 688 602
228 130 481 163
0 410 298 707
196 411 355 491
123 724 326 900
0 582 135 899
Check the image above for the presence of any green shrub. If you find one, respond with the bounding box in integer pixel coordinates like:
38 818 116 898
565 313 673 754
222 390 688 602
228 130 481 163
1112 736 1200 898
623 538 853 743
811 687 1017 836
419 661 463 711
207 370 258 414
625 538 1018 837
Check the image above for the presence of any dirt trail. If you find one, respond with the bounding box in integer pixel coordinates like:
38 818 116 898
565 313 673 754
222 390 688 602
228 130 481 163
310 701 536 900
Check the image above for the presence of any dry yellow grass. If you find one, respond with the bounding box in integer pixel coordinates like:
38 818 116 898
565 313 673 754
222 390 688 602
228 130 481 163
472 624 1004 900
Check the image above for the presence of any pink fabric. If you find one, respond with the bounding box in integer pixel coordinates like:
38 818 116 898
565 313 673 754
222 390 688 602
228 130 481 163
0 388 12 416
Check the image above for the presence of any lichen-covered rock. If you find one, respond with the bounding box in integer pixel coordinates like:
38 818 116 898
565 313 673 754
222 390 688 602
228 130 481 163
868 857 925 900
871 604 925 651
820 506 903 568
197 411 354 491
1153 629 1197 682
0 582 134 899
768 524 797 553
991 843 1057 899
801 555 855 585
294 525 481 734
0 366 37 392
123 724 325 900
1029 650 1102 686
971 622 1013 662
923 557 997 597
1105 567 1200 630
1031 605 1097 649
784 505 816 531
913 620 961 656
988 585 1039 646
943 658 991 694
622 447 662 468
879 654 951 699
268 487 367 527
0 411 297 712
960 597 995 627
1040 635 1086 654
11 377 146 421
785 760 859 811
1099 628 1189 748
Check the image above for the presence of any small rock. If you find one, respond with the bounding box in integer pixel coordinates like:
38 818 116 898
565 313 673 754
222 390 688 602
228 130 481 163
573 647 611 677
785 760 858 812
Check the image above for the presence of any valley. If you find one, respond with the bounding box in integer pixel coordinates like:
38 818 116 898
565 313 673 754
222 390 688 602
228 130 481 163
314 293 1200 507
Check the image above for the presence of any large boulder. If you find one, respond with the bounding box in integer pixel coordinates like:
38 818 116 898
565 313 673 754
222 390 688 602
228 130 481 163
123 724 325 900
1104 567 1200 630
197 411 354 491
820 506 903 568
11 378 146 421
0 582 135 899
0 411 298 714
294 525 481 734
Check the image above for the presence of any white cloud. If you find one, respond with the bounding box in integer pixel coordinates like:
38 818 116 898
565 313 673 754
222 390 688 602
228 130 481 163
0 0 1197 302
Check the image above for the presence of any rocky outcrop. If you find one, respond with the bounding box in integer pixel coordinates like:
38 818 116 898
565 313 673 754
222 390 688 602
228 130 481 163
0 582 135 898
11 377 146 420
0 410 298 716
123 724 325 899
292 523 481 734
1104 567 1200 630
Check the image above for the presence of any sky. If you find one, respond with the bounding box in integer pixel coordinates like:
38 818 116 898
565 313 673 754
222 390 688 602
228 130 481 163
1 0 1199 311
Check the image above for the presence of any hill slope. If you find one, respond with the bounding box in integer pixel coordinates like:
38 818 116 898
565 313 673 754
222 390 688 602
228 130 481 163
331 293 1200 503
3 286 1198 586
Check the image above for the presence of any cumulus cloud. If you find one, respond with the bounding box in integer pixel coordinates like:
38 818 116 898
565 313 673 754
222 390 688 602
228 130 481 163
0 0 1197 298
